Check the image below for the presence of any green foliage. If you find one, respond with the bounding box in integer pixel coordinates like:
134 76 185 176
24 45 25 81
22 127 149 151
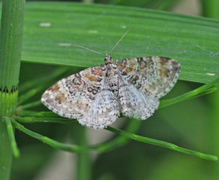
22 3 219 85
0 1 219 180
0 0 25 179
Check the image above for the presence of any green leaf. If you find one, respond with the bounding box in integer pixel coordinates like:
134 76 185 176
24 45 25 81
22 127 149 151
22 2 219 85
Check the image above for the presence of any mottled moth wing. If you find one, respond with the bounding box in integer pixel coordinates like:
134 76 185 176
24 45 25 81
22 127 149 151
117 56 181 99
41 66 104 119
41 65 120 129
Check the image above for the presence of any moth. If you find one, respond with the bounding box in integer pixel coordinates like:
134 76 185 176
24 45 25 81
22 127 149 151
41 29 181 129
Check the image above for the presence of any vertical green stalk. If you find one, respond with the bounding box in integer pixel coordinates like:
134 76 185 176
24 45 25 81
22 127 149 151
0 121 12 180
200 0 219 19
0 0 25 114
210 91 219 179
72 125 91 180
0 0 25 179
200 0 219 178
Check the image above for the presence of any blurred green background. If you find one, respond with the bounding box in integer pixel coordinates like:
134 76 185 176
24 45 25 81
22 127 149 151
6 0 219 180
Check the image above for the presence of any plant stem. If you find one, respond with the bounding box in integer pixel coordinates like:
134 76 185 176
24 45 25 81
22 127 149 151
200 0 219 19
0 120 12 180
199 0 219 177
72 125 91 180
3 117 20 157
11 118 218 161
0 0 25 93
0 0 26 179
209 90 219 178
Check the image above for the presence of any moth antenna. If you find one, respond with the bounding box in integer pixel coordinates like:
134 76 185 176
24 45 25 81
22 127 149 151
72 45 105 57
109 28 133 56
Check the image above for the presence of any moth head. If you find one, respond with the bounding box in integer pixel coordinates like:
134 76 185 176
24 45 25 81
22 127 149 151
104 54 113 64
